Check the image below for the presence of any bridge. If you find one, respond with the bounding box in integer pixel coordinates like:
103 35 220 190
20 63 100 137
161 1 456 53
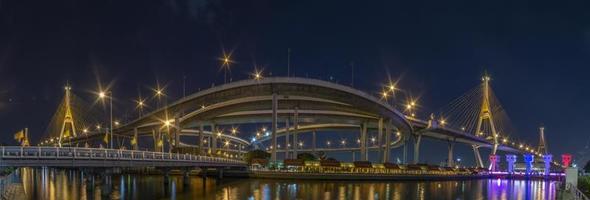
11 73 559 171
0 146 244 168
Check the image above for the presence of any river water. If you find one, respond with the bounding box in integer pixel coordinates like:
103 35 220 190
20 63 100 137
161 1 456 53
16 168 559 200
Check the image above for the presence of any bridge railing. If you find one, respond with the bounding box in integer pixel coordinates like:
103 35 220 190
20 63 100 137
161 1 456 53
0 146 245 165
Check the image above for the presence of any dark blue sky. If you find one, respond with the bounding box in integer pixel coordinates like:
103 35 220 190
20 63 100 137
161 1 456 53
1 0 589 165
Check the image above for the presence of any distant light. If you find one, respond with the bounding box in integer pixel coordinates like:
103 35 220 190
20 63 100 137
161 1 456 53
388 84 396 92
381 91 389 99
98 91 106 99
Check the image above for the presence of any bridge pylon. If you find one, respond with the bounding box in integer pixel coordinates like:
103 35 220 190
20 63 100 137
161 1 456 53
473 72 499 167
537 126 548 155
58 85 77 147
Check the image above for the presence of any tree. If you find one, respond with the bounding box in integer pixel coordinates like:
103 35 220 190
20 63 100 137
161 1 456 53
243 149 270 164
297 152 317 161
584 160 590 173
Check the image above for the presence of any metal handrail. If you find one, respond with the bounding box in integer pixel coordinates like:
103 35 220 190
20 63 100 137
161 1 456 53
0 146 245 165
565 182 590 200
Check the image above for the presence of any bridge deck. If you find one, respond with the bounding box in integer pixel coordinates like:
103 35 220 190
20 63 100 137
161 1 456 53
0 147 246 168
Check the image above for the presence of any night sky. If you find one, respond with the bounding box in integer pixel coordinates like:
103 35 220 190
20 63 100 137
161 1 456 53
1 0 589 166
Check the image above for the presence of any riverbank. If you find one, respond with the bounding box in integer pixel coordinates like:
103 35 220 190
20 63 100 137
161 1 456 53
242 170 490 181
0 169 25 200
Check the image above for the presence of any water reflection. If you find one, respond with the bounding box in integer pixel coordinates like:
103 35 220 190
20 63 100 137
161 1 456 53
18 168 558 200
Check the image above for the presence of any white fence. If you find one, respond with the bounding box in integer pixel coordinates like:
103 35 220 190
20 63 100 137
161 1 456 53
0 146 245 167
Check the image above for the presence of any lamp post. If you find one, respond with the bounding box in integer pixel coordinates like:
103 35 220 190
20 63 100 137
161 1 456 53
99 91 113 149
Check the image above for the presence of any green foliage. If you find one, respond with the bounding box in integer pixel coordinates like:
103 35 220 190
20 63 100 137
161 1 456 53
584 160 590 173
578 176 590 197
297 153 317 161
0 167 16 176
243 149 270 164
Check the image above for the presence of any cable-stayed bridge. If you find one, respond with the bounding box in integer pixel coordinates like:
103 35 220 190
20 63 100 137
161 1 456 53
6 74 557 170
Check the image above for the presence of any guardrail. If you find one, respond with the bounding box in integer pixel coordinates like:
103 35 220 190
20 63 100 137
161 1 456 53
556 182 590 200
0 146 246 166
0 169 20 200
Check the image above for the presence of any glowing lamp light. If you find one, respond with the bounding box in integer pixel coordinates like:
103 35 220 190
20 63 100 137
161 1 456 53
388 84 396 92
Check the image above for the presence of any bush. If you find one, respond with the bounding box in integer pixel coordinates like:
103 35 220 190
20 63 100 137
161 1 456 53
243 149 270 164
579 176 590 197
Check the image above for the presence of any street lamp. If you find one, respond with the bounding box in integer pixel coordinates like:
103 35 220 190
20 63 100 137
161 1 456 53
252 69 263 80
98 90 113 149
220 52 234 83
153 85 165 109
135 98 146 118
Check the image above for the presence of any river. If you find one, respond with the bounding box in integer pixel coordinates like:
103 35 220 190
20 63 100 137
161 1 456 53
15 168 559 200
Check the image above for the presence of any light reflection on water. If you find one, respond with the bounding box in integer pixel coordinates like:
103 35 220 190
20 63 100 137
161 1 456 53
18 168 558 200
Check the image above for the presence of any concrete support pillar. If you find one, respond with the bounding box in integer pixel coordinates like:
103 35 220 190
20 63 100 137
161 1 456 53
413 134 422 164
199 124 205 155
133 127 139 150
271 93 278 163
293 107 299 159
285 118 290 159
472 145 484 168
212 124 217 156
152 129 158 152
447 141 455 167
562 154 572 168
158 129 164 152
543 154 553 176
217 168 224 179
174 117 180 148
377 118 383 161
383 120 392 163
312 130 317 155
524 154 534 176
489 154 499 172
506 154 517 174
352 151 355 162
207 136 212 155
403 139 408 164
360 122 368 161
